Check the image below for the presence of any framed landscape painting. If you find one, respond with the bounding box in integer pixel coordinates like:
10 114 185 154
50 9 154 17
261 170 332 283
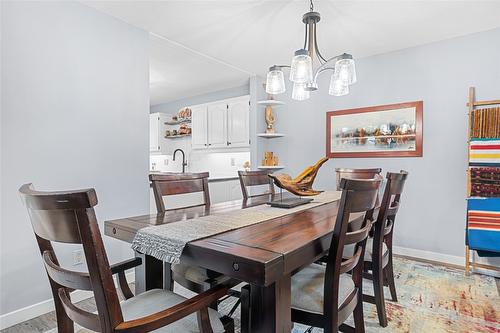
326 101 423 158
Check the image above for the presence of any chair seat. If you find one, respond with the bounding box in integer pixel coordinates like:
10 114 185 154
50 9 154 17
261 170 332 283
291 263 355 314
77 289 224 333
364 238 388 262
172 264 232 285
342 238 388 262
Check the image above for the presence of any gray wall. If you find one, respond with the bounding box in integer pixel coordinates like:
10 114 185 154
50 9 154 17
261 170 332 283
262 28 500 258
1 1 150 316
150 83 250 114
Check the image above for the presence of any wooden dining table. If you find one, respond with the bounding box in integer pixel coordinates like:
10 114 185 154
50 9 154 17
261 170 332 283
105 193 360 333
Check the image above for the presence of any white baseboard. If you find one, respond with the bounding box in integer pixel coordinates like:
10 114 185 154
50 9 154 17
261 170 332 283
0 271 135 330
394 245 500 278
393 245 464 266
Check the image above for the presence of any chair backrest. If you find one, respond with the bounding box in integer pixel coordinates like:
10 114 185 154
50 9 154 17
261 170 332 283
335 168 382 190
238 170 275 200
371 170 409 261
324 177 381 330
149 172 211 213
19 184 122 333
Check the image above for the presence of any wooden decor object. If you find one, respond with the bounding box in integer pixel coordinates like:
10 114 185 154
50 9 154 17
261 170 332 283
265 105 275 134
465 87 500 277
268 157 329 196
262 151 279 167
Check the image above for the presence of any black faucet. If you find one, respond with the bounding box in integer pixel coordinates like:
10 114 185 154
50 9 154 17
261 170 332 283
173 148 187 173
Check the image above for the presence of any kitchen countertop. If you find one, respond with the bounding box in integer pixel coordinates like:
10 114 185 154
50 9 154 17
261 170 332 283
149 171 239 182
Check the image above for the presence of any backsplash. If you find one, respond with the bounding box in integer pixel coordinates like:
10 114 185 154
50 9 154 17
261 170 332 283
150 151 251 178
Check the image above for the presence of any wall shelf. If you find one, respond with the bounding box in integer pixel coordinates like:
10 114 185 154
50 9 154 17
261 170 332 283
257 100 285 107
164 134 191 139
257 133 285 138
165 119 191 125
258 165 285 170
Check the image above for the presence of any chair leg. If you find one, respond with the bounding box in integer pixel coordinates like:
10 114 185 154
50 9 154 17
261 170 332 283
197 308 213 333
353 291 366 333
385 257 398 302
372 264 388 327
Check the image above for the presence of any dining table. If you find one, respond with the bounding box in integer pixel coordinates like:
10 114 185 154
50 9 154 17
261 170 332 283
104 193 362 333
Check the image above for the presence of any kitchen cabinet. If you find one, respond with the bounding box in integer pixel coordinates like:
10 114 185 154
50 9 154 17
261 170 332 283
209 179 242 203
190 95 249 150
207 102 227 148
150 113 169 154
150 178 242 213
227 96 250 147
191 105 208 149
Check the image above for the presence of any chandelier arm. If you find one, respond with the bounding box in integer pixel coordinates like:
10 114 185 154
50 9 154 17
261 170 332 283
303 23 308 50
313 24 328 63
312 66 335 83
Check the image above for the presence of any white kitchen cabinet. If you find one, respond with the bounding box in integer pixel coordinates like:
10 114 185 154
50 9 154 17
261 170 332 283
207 102 227 148
190 95 249 150
227 96 250 147
191 105 208 149
209 179 243 204
150 113 169 154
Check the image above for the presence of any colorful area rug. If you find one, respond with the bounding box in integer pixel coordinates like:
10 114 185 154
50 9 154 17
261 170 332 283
293 257 500 333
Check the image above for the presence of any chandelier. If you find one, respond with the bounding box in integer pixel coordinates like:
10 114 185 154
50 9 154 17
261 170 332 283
265 0 357 100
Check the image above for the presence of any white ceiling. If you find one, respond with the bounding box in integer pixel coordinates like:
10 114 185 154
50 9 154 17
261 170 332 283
84 1 500 105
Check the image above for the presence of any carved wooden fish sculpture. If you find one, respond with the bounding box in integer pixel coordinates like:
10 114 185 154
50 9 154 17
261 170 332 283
268 157 329 196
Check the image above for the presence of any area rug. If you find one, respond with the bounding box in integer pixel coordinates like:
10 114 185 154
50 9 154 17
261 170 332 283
38 257 499 333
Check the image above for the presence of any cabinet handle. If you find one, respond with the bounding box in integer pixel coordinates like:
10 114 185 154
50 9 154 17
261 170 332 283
228 141 231 145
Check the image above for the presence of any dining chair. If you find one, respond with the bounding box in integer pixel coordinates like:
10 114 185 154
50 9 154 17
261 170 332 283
237 170 274 200
335 168 383 190
290 177 381 333
19 183 233 333
150 172 211 213
362 170 408 327
149 172 238 311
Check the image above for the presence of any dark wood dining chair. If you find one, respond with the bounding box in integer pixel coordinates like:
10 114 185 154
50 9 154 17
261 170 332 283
19 183 233 333
237 170 274 200
150 172 211 213
149 172 237 311
290 177 381 333
335 168 382 190
362 170 408 327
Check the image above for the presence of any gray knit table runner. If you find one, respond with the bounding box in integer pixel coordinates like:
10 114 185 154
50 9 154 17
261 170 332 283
132 191 342 264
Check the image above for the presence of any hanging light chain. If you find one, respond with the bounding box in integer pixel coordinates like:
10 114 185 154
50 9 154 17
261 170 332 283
310 0 314 12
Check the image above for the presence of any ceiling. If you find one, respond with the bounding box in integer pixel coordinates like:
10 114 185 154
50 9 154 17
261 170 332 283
84 1 500 105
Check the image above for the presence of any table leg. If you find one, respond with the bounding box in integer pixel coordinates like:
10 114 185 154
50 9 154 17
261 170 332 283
248 274 292 333
134 252 171 294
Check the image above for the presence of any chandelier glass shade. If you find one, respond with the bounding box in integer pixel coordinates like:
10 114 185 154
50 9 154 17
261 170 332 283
329 70 349 96
265 0 357 100
289 49 313 83
292 82 310 101
265 65 286 94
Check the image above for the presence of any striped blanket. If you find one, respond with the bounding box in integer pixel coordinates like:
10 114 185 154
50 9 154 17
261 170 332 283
469 138 500 166
467 198 500 253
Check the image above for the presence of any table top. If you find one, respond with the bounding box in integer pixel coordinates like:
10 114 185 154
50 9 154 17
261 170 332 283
105 193 362 286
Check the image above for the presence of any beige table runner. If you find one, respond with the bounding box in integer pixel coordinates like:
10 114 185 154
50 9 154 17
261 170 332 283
132 191 342 264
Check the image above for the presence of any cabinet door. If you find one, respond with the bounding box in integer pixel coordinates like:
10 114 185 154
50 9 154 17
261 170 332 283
191 105 208 149
227 97 250 147
207 102 228 148
150 114 160 152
